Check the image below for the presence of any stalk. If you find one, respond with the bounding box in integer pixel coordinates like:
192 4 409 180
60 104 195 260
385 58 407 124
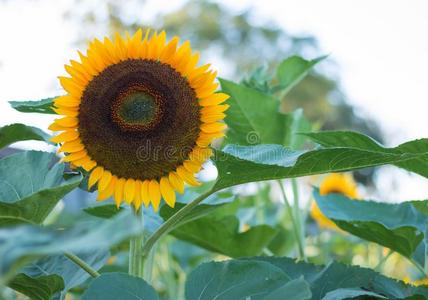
64 252 100 278
129 207 144 277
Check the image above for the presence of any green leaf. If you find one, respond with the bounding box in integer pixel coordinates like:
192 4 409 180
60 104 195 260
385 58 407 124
185 260 290 300
7 273 64 300
162 202 278 257
21 251 109 299
212 134 428 190
0 210 143 279
0 123 51 149
241 256 428 299
82 273 159 300
9 97 57 114
219 78 285 145
282 109 311 149
263 277 312 300
0 151 81 226
313 189 428 259
276 55 327 94
322 288 387 300
84 204 123 219
302 130 428 178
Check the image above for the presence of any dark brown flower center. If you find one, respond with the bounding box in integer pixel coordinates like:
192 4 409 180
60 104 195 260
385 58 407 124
78 59 201 180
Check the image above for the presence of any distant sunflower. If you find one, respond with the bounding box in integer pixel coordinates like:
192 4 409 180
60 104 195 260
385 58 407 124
310 173 359 229
50 29 229 211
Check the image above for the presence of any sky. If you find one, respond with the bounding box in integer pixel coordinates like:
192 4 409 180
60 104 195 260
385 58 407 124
0 0 427 200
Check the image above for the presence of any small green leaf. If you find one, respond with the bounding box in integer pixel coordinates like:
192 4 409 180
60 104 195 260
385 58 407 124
82 273 159 300
185 260 290 300
84 204 123 219
0 151 81 226
220 78 285 145
0 123 51 149
313 189 428 259
162 202 278 257
9 97 57 114
7 273 64 300
276 55 327 94
0 211 143 279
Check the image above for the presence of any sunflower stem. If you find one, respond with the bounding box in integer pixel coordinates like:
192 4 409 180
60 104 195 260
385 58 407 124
129 207 144 278
142 189 215 259
277 180 305 260
64 252 100 278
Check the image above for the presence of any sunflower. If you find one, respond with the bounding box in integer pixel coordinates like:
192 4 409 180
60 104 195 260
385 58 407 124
310 173 359 229
49 29 229 211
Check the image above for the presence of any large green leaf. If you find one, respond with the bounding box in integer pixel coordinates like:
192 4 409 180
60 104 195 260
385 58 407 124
0 151 81 226
276 55 327 94
302 130 428 178
81 273 159 300
161 202 278 257
0 123 51 149
322 288 387 300
185 260 292 300
212 134 428 190
20 251 109 299
220 78 285 145
7 273 64 300
263 277 312 300
0 210 143 279
241 256 428 299
9 97 56 114
313 189 428 259
84 204 123 219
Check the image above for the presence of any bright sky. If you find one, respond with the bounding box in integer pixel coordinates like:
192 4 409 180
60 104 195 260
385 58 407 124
0 0 427 200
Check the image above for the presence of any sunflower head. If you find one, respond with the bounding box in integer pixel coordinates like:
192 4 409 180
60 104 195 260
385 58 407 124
310 173 359 230
50 29 229 211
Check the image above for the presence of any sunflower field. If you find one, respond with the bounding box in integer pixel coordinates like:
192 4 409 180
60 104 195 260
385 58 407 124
1 28 428 300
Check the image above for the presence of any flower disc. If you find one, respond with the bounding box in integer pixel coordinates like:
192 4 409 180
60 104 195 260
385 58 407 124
50 29 229 210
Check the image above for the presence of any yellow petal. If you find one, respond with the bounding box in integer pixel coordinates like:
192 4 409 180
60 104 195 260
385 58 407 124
78 51 98 77
160 177 176 208
62 150 87 162
70 59 92 81
88 167 104 189
200 122 227 133
149 179 161 211
51 130 79 143
103 37 120 64
138 29 151 59
169 171 185 194
57 140 84 153
114 32 127 61
114 178 126 208
54 95 80 108
183 160 202 173
196 132 225 147
97 176 116 201
82 159 96 172
73 156 92 170
201 104 229 115
199 93 229 106
124 178 136 204
64 64 88 87
188 64 211 83
182 52 200 77
141 180 150 207
98 170 112 191
192 70 217 89
176 166 200 187
54 117 78 128
189 147 213 163
160 36 179 61
53 107 79 117
200 113 226 123
196 82 219 99
129 29 143 58
48 122 69 132
58 76 84 98
133 180 143 210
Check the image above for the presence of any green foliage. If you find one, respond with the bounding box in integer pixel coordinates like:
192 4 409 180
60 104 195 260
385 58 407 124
82 273 159 300
0 211 142 279
0 123 51 149
161 202 278 258
187 257 428 299
7 273 64 300
0 151 81 226
212 132 428 190
276 55 327 94
314 189 428 260
84 204 123 219
9 97 56 114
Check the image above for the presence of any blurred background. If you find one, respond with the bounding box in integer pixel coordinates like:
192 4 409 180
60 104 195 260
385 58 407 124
0 0 427 198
